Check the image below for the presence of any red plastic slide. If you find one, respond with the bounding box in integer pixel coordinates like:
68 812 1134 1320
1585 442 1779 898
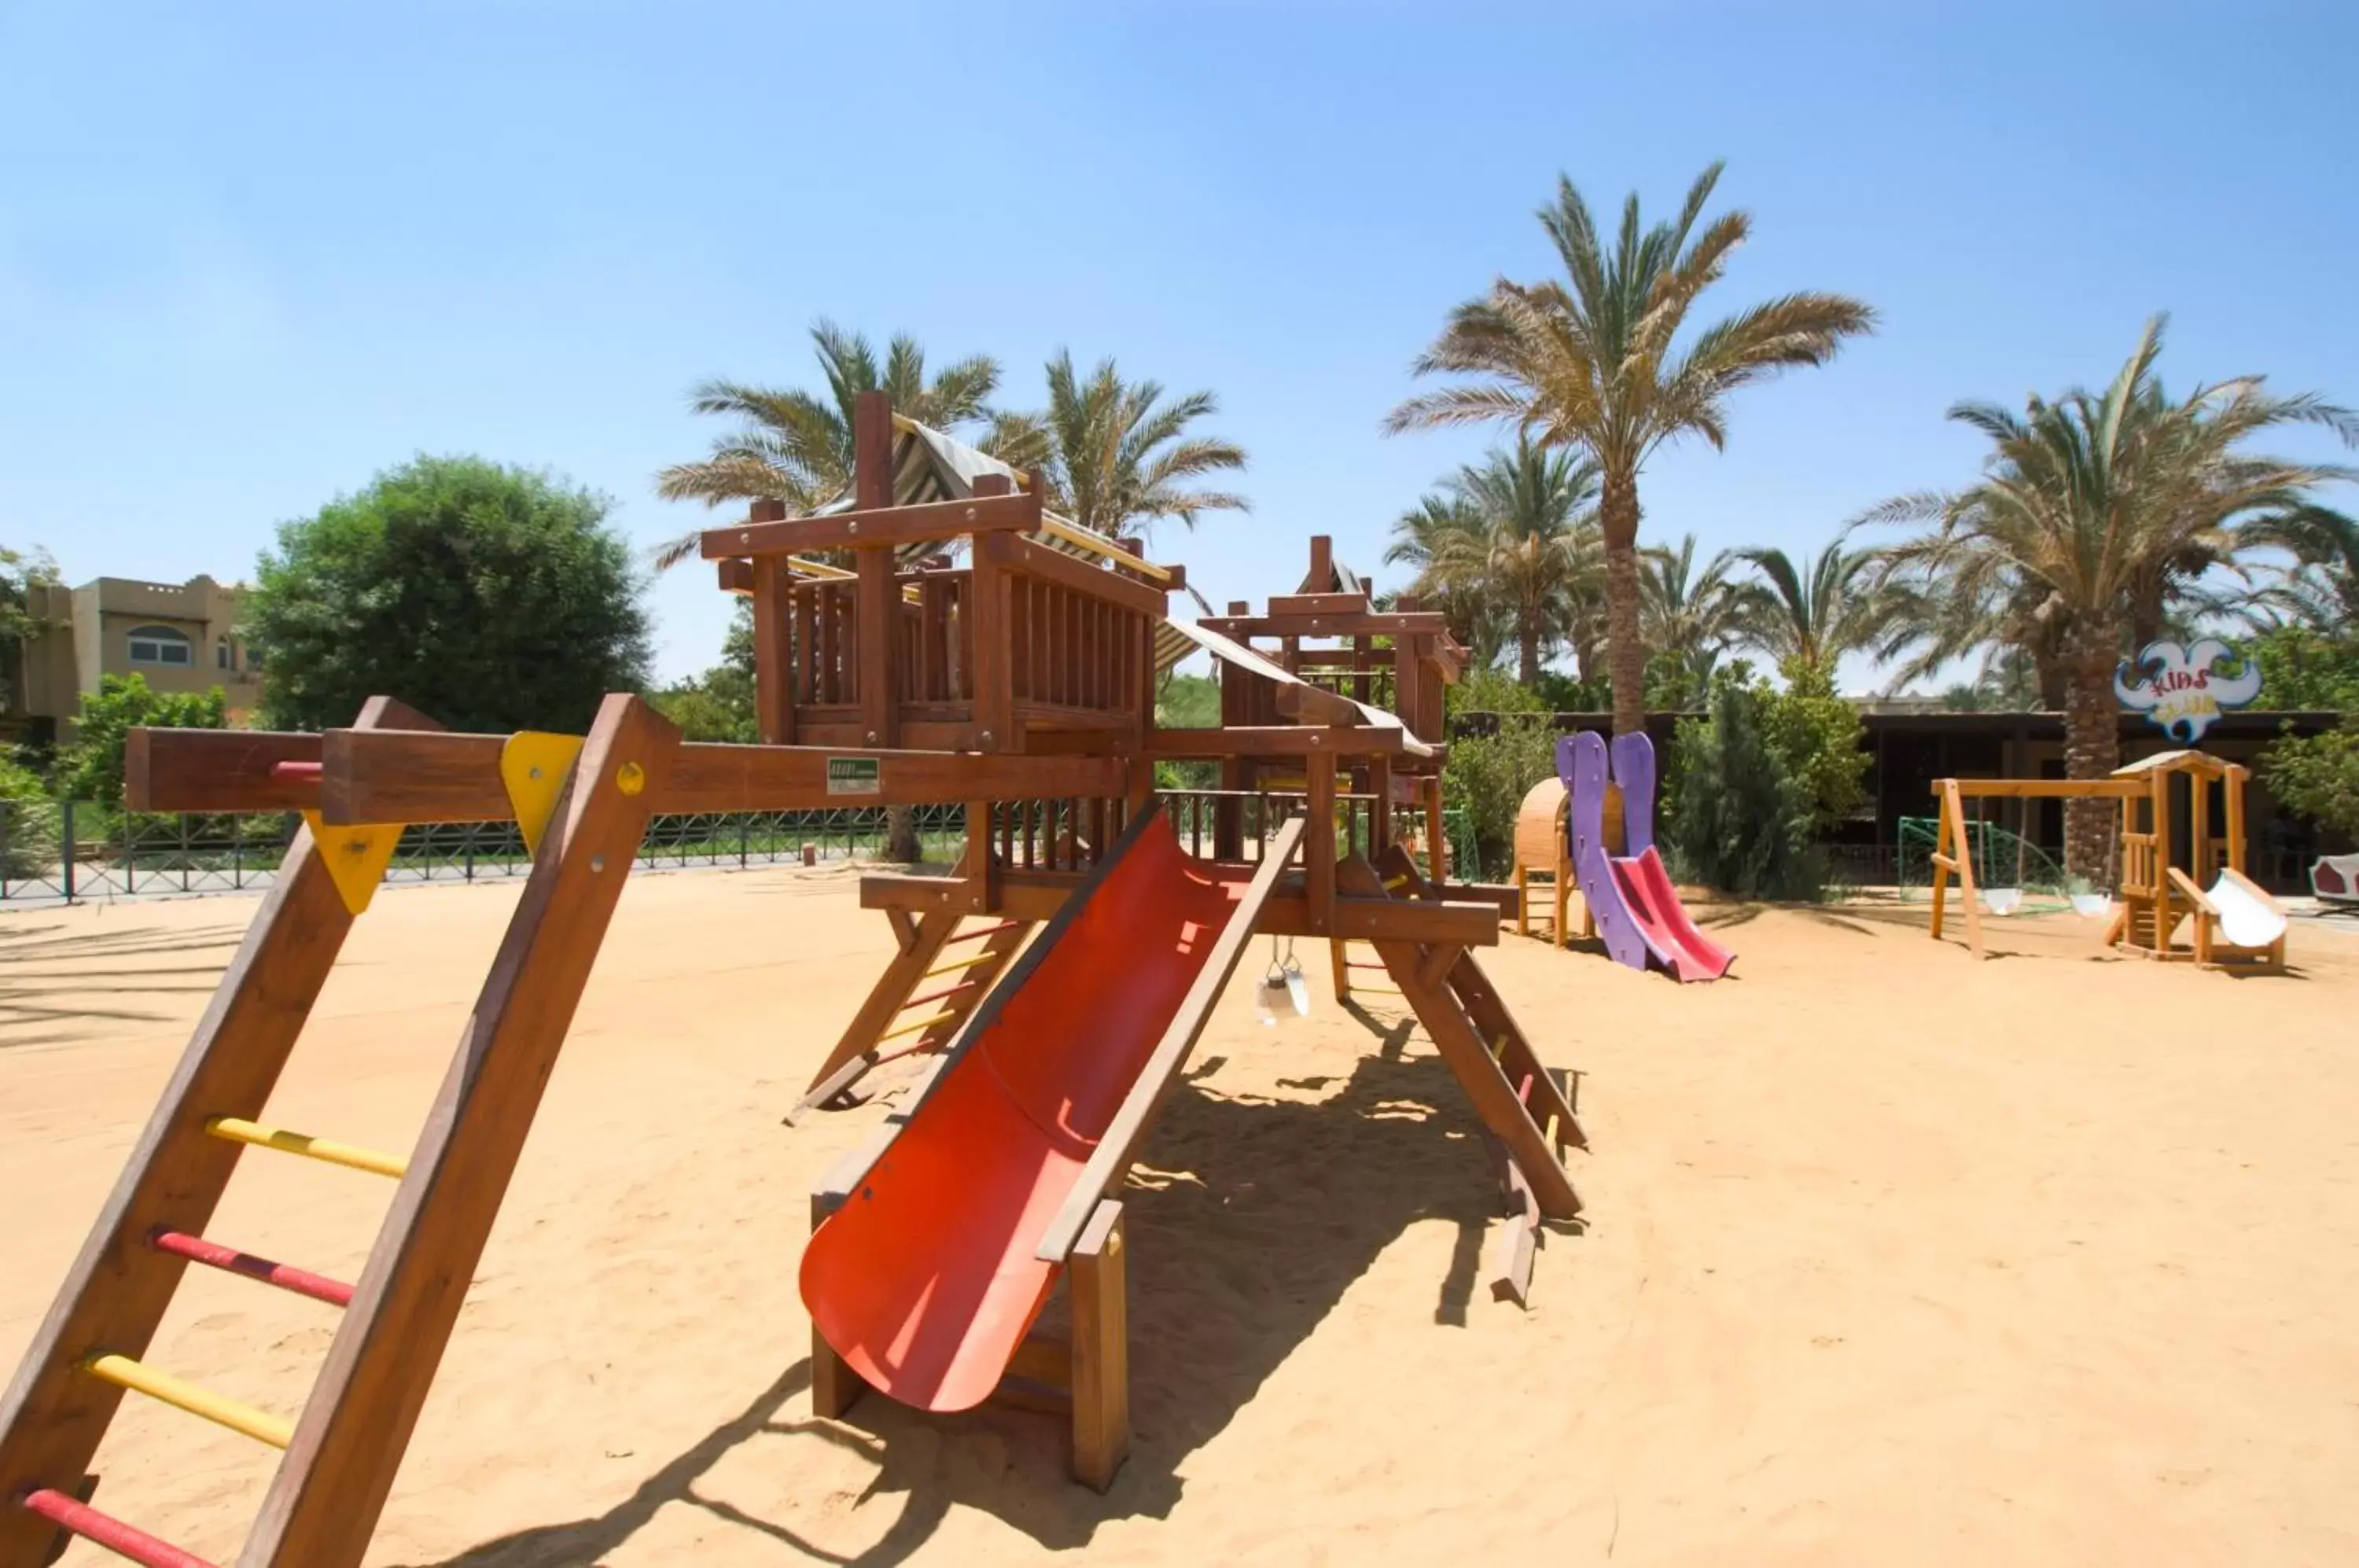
800 814 1263 1413
1608 845 1735 982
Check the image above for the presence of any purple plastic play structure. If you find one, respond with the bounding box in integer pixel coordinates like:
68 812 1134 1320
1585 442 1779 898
1560 731 1735 983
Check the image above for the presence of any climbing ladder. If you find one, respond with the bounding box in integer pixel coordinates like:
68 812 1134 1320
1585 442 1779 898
0 695 676 1568
1340 845 1586 1303
792 901 1036 1118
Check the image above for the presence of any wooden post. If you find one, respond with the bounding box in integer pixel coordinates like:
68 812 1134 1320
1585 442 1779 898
808 1191 868 1419
2225 764 2248 875
1306 535 1332 591
749 515 793 745
241 695 678 1566
851 396 901 749
1367 754 1392 860
1069 1200 1129 1491
969 501 1014 754
0 698 439 1568
1305 749 1336 937
1424 775 1447 886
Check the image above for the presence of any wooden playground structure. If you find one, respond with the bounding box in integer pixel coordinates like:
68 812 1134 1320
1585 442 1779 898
1927 749 2287 973
0 394 1582 1566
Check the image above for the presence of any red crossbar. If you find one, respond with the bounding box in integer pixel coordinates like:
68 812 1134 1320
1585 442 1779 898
19 1488 215 1568
151 1229 355 1309
900 980 978 1011
268 760 322 782
1345 961 1387 971
942 921 1021 945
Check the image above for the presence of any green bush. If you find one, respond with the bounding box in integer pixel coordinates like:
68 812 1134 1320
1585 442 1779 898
1443 668 1555 879
1665 672 1820 899
58 674 229 810
1762 660 1871 834
2250 630 2359 845
0 755 57 880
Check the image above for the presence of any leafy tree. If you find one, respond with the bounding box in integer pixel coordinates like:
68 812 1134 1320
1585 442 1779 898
58 673 228 808
653 322 1032 567
248 457 651 734
0 753 57 879
1389 161 1875 737
1665 671 1818 899
1029 352 1249 541
0 545 59 719
2243 505 2359 632
1388 435 1602 686
1152 671 1223 790
1864 315 2357 878
2261 725 2359 845
1760 661 1870 833
649 603 757 743
2250 625 2359 709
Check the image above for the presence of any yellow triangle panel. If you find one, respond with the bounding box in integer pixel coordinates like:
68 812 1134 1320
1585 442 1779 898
502 731 586 859
301 812 402 915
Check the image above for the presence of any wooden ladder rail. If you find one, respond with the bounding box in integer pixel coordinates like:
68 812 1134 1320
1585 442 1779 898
0 696 439 1568
1338 852 1581 1225
793 909 1033 1117
240 693 677 1564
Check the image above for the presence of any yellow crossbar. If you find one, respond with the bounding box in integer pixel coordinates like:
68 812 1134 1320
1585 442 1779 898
1383 875 1409 891
923 951 1003 979
1489 1035 1508 1062
205 1117 408 1179
878 1010 960 1043
84 1353 293 1448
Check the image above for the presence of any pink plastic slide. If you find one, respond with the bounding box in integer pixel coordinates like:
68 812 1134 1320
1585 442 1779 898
1608 845 1736 981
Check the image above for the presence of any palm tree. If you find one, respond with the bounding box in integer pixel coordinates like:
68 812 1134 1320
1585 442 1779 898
1389 436 1603 685
1639 534 1748 705
652 320 1031 568
1383 491 1507 668
1733 537 1897 678
1031 352 1249 541
2243 504 2359 631
1386 162 1875 736
1862 315 2357 878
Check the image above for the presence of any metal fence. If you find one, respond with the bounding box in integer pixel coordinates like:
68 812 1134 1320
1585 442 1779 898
0 798 966 907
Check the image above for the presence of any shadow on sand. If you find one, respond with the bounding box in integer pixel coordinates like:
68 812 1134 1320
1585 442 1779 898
414 1011 1549 1566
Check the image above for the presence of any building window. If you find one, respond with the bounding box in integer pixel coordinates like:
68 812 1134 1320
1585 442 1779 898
127 624 195 668
217 638 234 671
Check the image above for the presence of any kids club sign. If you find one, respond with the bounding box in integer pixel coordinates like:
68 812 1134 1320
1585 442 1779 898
2114 638 2261 742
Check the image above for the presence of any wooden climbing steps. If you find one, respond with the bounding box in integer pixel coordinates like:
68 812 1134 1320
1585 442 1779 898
0 695 675 1568
1341 845 1585 1304
791 899 1037 1118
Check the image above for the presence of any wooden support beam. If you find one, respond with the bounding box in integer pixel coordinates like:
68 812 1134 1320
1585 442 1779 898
0 699 437 1568
699 489 1043 560
1266 591 1371 616
307 735 1130 823
968 524 1014 752
123 728 327 812
1146 724 1405 759
1069 1201 1130 1492
1932 777 2144 800
808 1191 868 1419
855 867 1504 946
995 533 1170 619
241 695 678 1564
1034 818 1307 1264
1198 611 1448 639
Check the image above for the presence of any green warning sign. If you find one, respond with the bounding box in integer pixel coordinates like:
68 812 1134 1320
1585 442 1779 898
826 756 882 797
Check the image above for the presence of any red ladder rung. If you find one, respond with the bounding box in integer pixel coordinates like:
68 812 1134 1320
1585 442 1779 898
18 1487 215 1568
943 921 1021 945
1345 961 1387 971
268 760 322 782
1516 1073 1535 1106
899 980 980 1012
150 1229 355 1310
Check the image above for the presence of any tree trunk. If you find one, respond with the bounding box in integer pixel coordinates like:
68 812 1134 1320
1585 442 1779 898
1600 469 1646 736
1518 620 1542 687
2060 620 2123 885
886 803 921 863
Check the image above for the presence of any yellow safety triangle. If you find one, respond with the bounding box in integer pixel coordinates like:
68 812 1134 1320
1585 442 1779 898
300 813 402 915
501 731 586 859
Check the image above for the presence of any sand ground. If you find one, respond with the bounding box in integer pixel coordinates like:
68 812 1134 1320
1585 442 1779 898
3 867 2357 1566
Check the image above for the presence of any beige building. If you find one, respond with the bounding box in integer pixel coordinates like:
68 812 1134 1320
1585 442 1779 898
13 575 263 740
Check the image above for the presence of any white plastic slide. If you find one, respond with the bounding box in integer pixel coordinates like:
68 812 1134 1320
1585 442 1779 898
2208 871 2289 949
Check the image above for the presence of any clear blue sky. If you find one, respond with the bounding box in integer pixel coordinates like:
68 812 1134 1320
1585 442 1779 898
5 2 2353 689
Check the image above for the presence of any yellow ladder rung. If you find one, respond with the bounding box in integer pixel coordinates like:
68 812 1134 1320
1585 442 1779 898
1383 874 1409 890
878 1009 960 1043
1489 1035 1509 1062
923 951 1003 978
83 1353 294 1448
205 1117 408 1180
1544 1112 1561 1148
